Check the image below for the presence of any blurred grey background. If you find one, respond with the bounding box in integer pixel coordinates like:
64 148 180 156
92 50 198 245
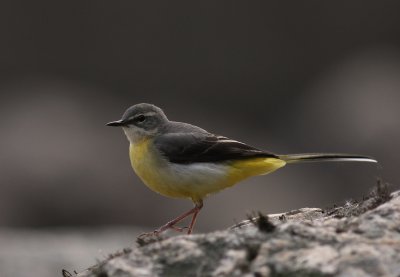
0 1 400 275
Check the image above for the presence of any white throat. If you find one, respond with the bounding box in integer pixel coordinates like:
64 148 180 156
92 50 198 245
122 127 158 144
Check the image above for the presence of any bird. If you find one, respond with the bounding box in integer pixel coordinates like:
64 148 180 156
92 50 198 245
106 103 377 235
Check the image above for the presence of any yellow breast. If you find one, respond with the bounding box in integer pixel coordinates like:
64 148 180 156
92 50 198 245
129 139 166 194
130 139 191 199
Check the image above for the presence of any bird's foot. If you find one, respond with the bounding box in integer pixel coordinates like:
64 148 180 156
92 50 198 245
152 224 188 235
169 225 189 233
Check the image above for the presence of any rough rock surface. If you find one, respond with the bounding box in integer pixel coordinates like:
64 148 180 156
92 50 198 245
69 184 400 277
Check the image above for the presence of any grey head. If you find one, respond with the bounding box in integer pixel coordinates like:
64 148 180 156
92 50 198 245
107 103 169 143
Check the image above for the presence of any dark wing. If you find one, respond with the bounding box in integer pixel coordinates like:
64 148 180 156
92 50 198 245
154 133 277 164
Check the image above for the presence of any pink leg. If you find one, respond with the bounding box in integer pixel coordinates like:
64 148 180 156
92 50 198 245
154 200 203 235
188 206 202 234
187 201 203 234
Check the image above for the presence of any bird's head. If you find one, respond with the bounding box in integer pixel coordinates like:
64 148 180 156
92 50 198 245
107 103 168 143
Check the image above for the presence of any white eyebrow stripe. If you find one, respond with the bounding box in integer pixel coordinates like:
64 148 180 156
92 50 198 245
128 111 158 120
142 112 157 116
218 139 247 145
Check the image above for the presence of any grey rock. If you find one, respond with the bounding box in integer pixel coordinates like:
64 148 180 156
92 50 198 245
74 186 400 277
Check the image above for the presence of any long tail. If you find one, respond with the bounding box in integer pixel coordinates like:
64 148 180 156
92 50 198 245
278 153 377 164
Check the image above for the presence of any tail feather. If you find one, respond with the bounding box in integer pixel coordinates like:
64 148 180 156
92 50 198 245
278 153 377 164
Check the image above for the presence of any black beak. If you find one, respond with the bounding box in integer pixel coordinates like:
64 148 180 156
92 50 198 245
106 119 126 127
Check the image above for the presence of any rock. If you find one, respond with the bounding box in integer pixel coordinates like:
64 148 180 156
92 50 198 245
71 184 400 277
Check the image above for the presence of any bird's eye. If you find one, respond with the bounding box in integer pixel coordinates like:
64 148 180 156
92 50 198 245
136 115 146 122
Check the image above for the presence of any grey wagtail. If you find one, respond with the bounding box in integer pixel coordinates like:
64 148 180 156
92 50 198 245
107 103 377 235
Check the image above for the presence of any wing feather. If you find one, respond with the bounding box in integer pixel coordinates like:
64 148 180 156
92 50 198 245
154 133 277 164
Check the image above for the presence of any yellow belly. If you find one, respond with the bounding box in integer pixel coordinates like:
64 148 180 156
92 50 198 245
129 139 286 201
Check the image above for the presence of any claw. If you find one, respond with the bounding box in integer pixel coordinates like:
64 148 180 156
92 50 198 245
170 225 189 232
